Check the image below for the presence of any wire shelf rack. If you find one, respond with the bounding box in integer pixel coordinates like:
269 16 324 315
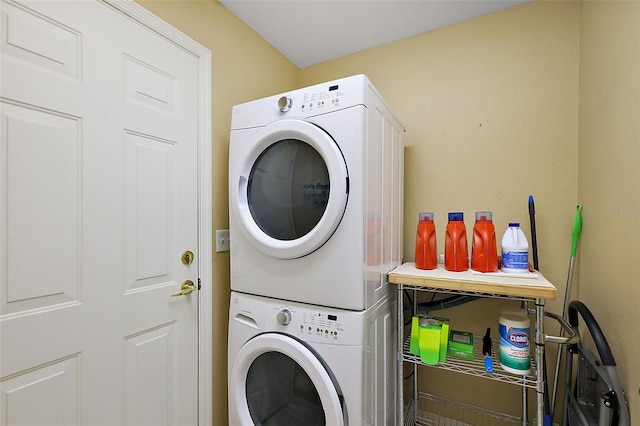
402 336 537 389
404 392 522 426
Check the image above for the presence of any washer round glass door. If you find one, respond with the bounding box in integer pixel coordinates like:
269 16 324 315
232 118 348 259
229 333 345 426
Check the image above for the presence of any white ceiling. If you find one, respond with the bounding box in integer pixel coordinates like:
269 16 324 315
220 0 530 68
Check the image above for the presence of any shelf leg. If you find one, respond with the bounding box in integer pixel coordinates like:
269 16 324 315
412 289 418 424
396 284 404 426
535 298 546 426
522 375 529 426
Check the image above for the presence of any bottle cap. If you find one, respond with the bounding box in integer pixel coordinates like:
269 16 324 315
418 212 434 221
475 211 492 221
448 212 464 221
508 222 520 227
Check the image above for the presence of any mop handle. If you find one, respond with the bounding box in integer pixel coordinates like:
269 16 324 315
563 205 583 318
551 204 583 413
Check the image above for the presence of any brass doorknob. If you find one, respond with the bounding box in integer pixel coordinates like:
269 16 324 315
171 280 196 297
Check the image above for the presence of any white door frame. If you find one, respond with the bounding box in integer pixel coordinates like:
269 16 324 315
103 1 213 423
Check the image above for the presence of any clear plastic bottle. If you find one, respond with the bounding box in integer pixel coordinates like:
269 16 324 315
415 212 437 270
444 212 468 272
471 211 499 273
501 222 529 273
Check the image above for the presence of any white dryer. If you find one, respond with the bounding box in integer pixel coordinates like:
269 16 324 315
229 75 404 310
227 291 396 425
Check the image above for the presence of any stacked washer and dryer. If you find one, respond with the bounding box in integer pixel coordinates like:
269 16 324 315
227 75 405 425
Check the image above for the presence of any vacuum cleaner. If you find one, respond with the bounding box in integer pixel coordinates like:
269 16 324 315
561 300 630 426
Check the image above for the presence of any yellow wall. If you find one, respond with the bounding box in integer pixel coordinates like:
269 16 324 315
137 0 639 422
301 3 580 302
578 0 640 420
300 1 587 418
134 1 299 423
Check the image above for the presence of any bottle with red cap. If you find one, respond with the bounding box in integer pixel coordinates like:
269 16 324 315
444 212 468 272
415 212 437 270
471 211 499 273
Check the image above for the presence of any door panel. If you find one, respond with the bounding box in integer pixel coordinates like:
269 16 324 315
124 56 176 113
0 1 201 424
1 355 80 425
0 0 80 80
125 131 174 290
124 323 176 425
2 102 80 314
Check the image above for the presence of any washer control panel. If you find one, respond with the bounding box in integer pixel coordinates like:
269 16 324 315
269 301 364 345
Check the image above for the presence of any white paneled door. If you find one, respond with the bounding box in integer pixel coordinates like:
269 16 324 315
0 1 212 424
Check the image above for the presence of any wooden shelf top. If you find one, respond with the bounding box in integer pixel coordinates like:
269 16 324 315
388 263 557 300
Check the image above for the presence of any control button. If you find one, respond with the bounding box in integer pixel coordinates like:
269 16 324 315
277 309 292 326
278 96 293 113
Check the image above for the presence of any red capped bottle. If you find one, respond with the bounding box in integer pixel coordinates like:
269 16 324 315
471 211 499 273
415 212 437 270
444 212 468 272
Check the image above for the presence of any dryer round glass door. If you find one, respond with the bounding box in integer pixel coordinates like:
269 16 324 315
232 118 348 259
229 333 346 426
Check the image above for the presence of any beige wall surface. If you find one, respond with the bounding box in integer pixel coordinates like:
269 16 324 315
135 1 299 423
578 0 640 420
304 2 581 417
301 3 580 302
304 0 639 420
136 0 639 423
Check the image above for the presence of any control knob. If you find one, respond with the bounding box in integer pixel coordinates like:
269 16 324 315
277 309 292 326
278 96 293 113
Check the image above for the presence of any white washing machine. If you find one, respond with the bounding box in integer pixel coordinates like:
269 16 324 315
229 74 405 310
227 291 396 426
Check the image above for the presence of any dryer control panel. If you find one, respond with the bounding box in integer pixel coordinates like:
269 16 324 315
298 84 346 114
231 74 374 129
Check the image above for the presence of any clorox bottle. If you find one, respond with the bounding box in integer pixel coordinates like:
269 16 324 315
501 223 529 273
415 212 437 270
499 310 531 375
